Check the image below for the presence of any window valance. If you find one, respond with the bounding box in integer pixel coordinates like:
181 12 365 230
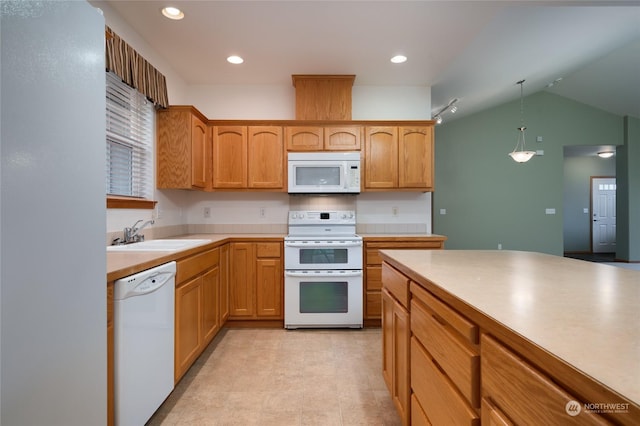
105 26 169 108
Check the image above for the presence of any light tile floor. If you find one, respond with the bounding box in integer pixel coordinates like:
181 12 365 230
147 328 401 426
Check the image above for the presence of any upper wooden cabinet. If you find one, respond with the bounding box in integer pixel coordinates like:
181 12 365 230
212 126 247 188
157 106 211 190
212 125 285 190
286 125 361 151
364 126 433 191
156 105 435 192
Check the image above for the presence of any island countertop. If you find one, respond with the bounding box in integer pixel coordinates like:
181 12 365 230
379 249 640 409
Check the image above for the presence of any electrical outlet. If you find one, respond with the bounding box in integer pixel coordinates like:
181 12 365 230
498 243 502 250
392 206 398 217
259 207 266 219
203 207 211 218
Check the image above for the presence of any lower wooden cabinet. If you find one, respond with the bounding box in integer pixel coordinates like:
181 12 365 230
382 288 410 426
174 247 221 383
382 257 634 425
364 238 445 322
229 241 283 320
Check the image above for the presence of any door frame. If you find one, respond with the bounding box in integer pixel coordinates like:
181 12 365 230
590 175 616 254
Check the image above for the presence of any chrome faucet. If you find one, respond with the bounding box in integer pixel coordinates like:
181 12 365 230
123 219 155 244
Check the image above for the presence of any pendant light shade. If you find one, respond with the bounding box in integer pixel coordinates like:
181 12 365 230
509 80 535 163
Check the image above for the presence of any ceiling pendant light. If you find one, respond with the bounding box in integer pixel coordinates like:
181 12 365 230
508 80 535 163
597 151 615 158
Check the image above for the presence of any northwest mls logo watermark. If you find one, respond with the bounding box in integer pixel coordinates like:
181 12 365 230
565 400 630 416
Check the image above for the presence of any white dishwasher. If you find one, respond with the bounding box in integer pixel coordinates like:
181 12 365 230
114 261 176 426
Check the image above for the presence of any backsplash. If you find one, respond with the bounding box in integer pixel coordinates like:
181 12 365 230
106 191 433 244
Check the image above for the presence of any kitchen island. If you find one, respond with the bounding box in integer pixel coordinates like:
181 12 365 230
380 249 639 425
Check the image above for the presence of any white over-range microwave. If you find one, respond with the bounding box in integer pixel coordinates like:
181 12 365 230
287 152 361 194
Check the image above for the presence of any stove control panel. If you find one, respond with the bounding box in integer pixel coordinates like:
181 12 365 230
288 210 356 225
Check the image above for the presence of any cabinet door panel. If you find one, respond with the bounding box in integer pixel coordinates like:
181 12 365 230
229 243 254 317
213 126 247 188
248 126 284 189
201 267 220 345
219 244 230 323
365 127 397 188
399 127 433 189
175 277 202 382
324 126 361 150
392 296 410 426
191 115 209 188
256 258 282 318
285 126 323 151
382 289 394 393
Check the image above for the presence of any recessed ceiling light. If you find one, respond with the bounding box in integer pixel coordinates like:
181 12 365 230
227 55 244 65
161 7 184 20
390 55 407 64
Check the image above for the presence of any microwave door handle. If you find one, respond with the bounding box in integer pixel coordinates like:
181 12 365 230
285 271 363 278
343 164 348 190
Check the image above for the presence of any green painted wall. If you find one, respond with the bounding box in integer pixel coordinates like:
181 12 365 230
616 116 640 261
433 91 624 256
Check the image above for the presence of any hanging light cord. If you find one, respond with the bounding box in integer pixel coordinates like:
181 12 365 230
512 80 527 152
518 79 526 133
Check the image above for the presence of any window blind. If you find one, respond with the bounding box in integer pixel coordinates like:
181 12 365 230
106 71 153 199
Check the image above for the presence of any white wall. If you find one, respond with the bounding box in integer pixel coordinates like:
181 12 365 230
100 5 434 238
1 2 106 423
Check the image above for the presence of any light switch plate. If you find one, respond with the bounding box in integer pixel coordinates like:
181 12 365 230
545 208 556 215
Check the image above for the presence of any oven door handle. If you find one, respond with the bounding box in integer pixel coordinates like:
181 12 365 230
284 241 362 248
285 270 363 278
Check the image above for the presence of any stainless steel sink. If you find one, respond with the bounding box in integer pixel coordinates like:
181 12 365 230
107 239 211 252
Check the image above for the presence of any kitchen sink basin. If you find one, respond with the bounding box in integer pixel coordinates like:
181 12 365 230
107 239 211 252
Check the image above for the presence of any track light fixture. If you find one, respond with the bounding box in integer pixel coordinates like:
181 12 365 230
432 98 459 125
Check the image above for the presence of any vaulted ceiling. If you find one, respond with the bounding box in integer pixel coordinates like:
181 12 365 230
99 1 639 121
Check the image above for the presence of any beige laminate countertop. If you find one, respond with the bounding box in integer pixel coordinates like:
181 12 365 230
379 249 640 407
106 234 284 282
107 233 446 282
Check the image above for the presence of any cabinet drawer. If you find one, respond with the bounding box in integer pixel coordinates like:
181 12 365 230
256 242 281 258
381 264 409 308
411 394 432 426
366 248 384 265
365 291 381 319
366 266 382 290
411 282 478 344
411 298 479 407
481 334 610 426
177 248 219 284
411 337 479 426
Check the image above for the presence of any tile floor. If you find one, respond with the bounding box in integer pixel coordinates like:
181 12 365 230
146 327 401 426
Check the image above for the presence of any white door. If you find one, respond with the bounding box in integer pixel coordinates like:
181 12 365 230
592 177 616 253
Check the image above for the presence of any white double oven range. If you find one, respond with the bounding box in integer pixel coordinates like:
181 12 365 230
284 210 363 329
